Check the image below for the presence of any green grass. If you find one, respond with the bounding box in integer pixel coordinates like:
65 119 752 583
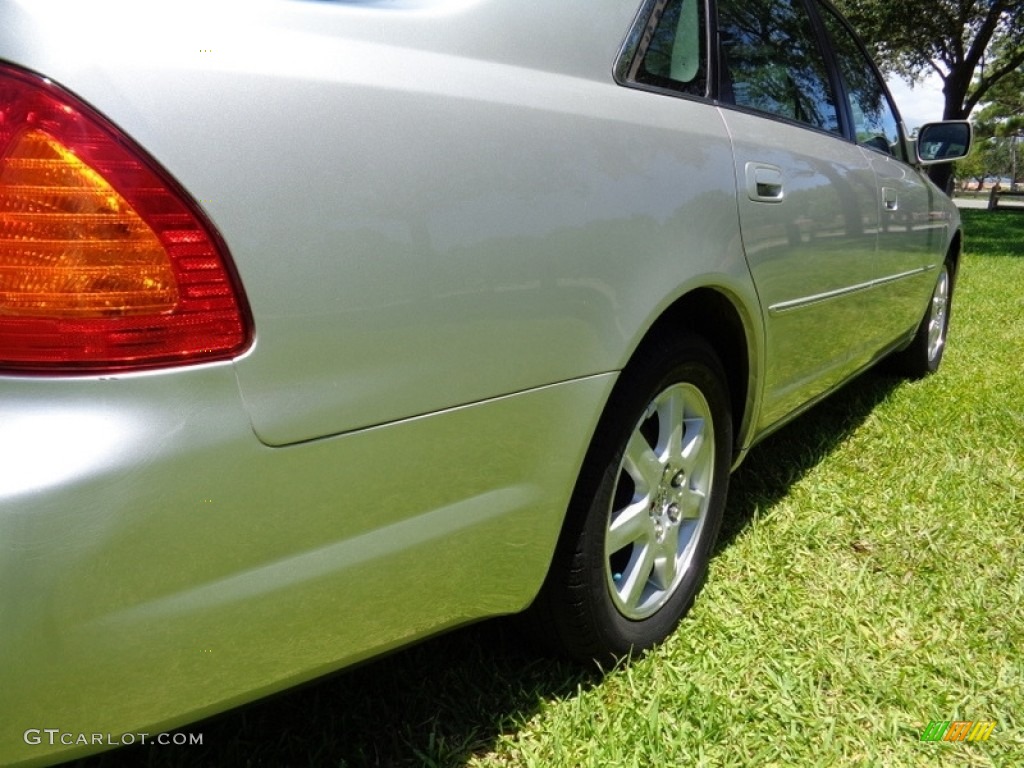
75 209 1022 768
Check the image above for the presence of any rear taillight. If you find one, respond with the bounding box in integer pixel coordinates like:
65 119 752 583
0 63 251 372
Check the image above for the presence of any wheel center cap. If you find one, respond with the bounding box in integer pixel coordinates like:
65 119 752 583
651 467 687 536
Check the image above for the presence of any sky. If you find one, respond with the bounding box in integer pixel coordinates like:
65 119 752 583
885 71 948 133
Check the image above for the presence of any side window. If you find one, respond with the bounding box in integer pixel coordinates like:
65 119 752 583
717 0 840 133
818 3 904 159
628 0 707 95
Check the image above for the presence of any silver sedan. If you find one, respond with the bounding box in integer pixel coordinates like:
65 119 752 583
0 0 969 764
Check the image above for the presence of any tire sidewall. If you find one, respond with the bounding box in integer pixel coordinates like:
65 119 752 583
887 259 955 379
924 262 953 373
573 336 733 657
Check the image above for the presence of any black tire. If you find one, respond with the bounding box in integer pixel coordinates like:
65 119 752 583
887 261 954 378
527 333 732 663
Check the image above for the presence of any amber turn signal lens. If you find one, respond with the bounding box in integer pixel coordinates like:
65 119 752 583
1 129 178 317
0 63 251 372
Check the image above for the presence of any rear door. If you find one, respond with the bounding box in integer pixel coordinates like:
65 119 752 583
716 0 886 430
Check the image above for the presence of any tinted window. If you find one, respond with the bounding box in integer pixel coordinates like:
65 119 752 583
632 0 707 95
717 0 839 133
818 3 903 158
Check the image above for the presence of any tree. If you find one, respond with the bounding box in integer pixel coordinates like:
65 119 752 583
835 0 1024 190
956 136 1015 189
973 61 1024 137
970 59 1024 189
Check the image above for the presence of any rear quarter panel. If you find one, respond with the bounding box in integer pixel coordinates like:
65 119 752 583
0 1 764 764
0 0 757 446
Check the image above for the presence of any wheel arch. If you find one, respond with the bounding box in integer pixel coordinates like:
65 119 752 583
948 227 963 277
626 286 755 462
523 287 756 652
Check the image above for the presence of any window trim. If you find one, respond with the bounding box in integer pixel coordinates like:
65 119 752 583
614 0 712 101
614 0 913 160
807 0 912 160
712 0 846 136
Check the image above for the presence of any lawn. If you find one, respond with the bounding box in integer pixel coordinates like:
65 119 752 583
74 209 1022 768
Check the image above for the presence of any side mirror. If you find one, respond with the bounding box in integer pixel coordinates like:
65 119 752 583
916 121 972 165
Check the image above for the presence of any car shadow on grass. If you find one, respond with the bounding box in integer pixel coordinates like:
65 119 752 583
66 618 595 768
68 371 903 768
717 369 901 551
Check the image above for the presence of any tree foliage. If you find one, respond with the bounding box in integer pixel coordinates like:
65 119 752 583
957 136 1016 188
973 60 1024 136
834 0 1024 121
835 0 1024 189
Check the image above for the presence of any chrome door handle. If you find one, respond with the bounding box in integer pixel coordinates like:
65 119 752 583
882 186 899 211
745 162 785 203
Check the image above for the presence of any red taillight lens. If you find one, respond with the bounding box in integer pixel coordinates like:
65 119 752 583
0 63 251 372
